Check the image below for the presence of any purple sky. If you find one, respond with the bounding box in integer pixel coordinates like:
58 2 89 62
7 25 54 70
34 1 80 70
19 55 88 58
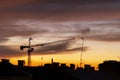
0 0 120 58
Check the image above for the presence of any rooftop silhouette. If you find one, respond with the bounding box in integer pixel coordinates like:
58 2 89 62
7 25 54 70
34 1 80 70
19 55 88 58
0 59 120 80
0 59 32 80
98 60 120 73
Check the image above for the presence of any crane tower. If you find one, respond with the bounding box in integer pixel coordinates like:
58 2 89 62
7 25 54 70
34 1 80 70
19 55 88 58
80 37 84 67
20 38 34 66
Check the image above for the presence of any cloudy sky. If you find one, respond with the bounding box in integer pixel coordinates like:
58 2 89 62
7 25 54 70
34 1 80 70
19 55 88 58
0 0 120 67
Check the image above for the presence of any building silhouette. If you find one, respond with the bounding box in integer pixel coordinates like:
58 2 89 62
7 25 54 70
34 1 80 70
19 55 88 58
0 59 32 80
0 59 120 80
18 60 25 68
98 60 120 73
84 64 95 71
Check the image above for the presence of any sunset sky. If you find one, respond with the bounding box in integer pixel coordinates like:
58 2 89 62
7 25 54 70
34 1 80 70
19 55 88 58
0 0 120 68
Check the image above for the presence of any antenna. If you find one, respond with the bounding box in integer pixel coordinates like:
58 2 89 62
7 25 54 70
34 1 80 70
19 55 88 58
80 36 84 67
41 57 43 66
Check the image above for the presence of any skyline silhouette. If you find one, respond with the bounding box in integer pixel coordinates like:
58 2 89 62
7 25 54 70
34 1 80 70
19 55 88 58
0 58 120 80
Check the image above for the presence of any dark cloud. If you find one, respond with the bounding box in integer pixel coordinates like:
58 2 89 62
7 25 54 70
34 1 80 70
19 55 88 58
33 21 120 42
38 21 119 42
0 24 39 42
86 21 120 41
0 0 35 9
0 38 88 58
3 0 119 13
87 32 120 42
72 24 91 34
0 19 119 43
33 38 88 55
0 20 119 58
35 41 70 53
0 46 22 58
0 0 120 21
34 47 88 55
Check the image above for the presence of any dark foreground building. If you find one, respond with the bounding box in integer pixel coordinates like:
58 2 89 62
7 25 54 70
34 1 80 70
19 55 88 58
1 59 120 80
0 59 32 80
98 60 120 73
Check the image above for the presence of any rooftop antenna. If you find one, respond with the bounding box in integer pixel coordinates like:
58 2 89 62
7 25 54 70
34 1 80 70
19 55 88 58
41 57 43 66
51 58 53 64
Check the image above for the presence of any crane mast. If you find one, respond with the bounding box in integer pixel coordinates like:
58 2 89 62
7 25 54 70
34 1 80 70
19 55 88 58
20 38 33 66
28 38 32 66
80 37 84 67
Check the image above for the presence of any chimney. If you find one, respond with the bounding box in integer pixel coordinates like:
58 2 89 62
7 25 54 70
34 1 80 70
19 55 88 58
51 58 53 64
18 60 25 68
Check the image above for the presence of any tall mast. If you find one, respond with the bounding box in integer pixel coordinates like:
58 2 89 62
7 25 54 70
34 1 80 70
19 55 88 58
80 36 84 67
28 38 32 66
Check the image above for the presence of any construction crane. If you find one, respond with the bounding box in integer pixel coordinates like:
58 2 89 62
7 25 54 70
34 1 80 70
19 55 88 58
20 38 33 66
20 37 74 66
80 36 84 67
